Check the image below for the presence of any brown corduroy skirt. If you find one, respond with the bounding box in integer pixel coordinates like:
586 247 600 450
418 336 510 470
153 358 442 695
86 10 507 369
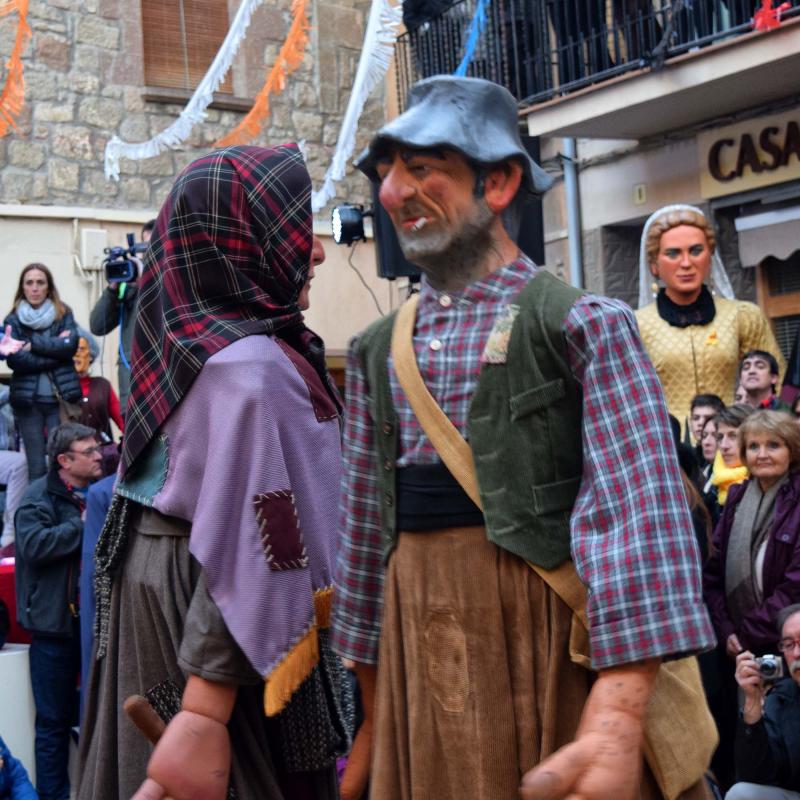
370 526 710 800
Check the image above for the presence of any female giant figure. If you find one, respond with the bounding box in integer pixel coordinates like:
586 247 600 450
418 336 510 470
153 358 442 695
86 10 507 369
78 145 349 800
635 205 784 429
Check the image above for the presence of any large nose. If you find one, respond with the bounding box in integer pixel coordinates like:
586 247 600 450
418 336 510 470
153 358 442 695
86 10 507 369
378 160 415 213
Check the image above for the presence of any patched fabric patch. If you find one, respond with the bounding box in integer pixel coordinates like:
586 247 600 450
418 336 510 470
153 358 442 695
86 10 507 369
253 490 309 571
481 304 519 364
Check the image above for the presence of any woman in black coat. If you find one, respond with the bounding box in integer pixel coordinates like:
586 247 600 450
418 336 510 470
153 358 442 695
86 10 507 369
4 263 80 479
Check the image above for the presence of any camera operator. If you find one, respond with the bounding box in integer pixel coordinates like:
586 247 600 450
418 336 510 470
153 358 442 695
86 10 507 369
727 603 800 799
88 219 154 414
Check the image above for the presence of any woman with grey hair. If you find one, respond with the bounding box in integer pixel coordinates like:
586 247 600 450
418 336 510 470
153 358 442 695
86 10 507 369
703 410 800 790
73 327 124 444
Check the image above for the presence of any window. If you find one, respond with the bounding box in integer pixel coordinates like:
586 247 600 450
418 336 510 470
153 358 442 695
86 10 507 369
141 1 232 94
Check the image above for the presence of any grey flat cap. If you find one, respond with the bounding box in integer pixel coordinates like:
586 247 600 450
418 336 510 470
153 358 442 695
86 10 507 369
357 75 553 195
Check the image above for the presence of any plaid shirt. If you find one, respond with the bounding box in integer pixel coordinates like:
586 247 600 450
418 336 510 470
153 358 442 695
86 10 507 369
331 256 715 669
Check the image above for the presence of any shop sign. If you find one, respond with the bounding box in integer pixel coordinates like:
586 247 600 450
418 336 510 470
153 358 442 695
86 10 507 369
698 109 800 199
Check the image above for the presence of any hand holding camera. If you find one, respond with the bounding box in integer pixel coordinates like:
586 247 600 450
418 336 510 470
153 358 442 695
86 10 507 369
735 650 784 724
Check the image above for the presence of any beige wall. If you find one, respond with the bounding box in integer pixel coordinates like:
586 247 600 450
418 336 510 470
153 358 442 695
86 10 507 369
0 209 397 396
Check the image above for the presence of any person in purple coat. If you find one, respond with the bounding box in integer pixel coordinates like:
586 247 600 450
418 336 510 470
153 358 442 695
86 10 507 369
704 410 800 657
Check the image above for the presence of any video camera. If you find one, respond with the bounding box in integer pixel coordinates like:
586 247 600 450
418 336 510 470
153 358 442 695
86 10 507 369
103 233 148 283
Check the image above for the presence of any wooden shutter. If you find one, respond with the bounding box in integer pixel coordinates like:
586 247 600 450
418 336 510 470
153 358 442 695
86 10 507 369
141 0 233 94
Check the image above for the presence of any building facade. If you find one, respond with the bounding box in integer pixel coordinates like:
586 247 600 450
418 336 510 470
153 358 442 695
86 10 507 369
0 0 401 398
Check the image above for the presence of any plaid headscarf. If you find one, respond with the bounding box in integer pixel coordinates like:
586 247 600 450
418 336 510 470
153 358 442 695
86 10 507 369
121 144 314 476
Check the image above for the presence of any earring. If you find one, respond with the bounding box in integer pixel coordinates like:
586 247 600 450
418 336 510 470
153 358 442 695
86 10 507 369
651 281 659 300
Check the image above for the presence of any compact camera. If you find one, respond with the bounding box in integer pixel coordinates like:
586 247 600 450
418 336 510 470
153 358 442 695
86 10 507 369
103 233 148 283
755 654 784 683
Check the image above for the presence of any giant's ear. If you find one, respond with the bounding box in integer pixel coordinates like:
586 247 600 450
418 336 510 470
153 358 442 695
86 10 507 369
483 161 523 214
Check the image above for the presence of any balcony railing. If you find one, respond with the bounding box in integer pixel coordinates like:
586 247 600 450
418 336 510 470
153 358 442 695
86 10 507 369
394 0 800 110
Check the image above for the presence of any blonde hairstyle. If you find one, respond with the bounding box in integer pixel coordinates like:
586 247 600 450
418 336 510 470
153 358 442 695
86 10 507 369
645 208 717 267
11 263 68 320
738 410 800 472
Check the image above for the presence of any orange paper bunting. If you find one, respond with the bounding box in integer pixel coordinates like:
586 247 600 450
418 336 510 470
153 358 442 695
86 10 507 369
216 0 309 147
0 0 31 137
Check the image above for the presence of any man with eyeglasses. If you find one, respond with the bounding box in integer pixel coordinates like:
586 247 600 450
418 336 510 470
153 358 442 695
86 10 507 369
14 421 101 800
728 603 800 799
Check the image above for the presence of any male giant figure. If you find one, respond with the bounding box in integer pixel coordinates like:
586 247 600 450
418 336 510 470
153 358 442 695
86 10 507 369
331 76 716 800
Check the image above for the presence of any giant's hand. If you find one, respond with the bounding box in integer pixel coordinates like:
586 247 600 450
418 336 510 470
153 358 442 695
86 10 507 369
130 710 230 800
519 659 659 800
340 661 377 800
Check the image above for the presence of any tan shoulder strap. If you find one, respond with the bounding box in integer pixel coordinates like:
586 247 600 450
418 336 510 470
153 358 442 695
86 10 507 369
390 294 589 629
391 295 482 508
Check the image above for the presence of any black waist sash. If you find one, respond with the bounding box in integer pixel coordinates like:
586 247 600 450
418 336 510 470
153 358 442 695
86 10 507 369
396 461 484 531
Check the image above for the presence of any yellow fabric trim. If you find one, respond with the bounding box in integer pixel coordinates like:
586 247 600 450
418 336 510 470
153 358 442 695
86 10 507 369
264 625 319 717
314 586 333 629
262 586 334 717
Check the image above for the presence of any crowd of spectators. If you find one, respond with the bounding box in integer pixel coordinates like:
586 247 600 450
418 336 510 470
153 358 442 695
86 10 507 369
0 208 799 800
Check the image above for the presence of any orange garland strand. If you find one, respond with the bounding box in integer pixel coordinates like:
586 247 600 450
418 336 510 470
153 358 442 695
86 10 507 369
0 0 31 137
216 0 309 147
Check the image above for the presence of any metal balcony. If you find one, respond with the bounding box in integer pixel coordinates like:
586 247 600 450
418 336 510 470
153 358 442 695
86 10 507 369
394 0 800 138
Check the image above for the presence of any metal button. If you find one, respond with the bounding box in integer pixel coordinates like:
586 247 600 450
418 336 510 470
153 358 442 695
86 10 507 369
429 338 442 351
384 492 393 507
383 458 393 472
382 421 394 435
439 294 452 308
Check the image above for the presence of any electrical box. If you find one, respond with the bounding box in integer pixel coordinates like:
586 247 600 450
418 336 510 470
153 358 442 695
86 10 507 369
81 228 108 271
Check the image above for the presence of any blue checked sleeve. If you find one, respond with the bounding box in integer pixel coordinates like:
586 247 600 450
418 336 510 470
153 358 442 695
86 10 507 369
564 296 715 669
330 338 386 665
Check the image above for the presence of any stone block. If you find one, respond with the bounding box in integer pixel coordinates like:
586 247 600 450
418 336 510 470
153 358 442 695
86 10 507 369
35 34 70 71
35 101 74 122
291 110 323 142
119 114 149 142
83 168 118 198
291 81 318 109
25 69 58 101
138 151 175 177
322 120 339 147
52 126 94 161
8 141 46 170
79 96 124 128
122 87 145 112
98 0 120 19
76 15 119 49
74 44 100 73
47 159 79 192
120 177 151 205
30 19 67 34
32 174 48 199
29 0 66 22
315 4 363 50
72 74 101 95
2 170 34 202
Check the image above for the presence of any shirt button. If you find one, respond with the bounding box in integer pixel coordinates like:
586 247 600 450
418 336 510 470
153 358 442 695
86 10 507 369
382 421 394 435
383 458 393 472
384 492 393 507
439 294 452 308
429 338 442 351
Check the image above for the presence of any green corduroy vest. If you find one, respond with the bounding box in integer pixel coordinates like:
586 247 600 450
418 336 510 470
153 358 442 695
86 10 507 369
357 270 586 569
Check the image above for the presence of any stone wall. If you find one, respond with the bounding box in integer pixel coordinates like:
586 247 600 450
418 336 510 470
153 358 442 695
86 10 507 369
0 0 384 215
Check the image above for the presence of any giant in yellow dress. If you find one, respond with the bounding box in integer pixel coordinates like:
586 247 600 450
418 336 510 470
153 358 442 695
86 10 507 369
636 296 785 427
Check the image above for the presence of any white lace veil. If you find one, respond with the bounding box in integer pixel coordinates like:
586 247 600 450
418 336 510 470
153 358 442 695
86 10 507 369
637 203 735 309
